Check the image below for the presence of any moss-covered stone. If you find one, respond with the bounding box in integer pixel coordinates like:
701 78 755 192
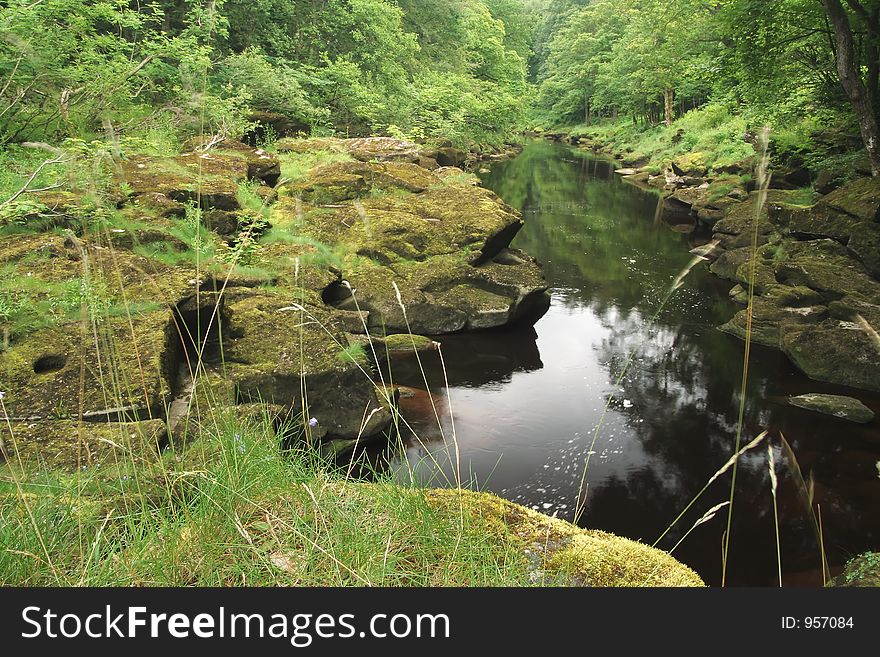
2 419 166 471
831 552 880 586
278 162 522 266
776 239 880 302
116 153 248 212
283 161 438 204
381 334 438 353
719 296 826 347
817 176 880 222
219 289 391 440
787 393 875 424
781 319 880 391
276 137 421 163
426 488 703 586
180 137 281 186
847 222 880 278
329 251 549 334
0 310 176 420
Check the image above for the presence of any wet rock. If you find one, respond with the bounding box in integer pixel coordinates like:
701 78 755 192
787 393 875 424
776 239 880 303
719 295 826 347
327 251 550 334
435 146 468 168
381 334 439 353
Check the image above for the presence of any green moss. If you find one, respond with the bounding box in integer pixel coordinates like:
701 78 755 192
426 489 703 587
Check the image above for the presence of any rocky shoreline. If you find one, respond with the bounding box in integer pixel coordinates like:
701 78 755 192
0 135 547 468
552 132 880 411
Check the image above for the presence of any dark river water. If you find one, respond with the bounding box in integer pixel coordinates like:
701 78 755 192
368 139 880 586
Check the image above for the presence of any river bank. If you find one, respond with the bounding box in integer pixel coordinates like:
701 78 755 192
538 128 880 402
0 134 701 586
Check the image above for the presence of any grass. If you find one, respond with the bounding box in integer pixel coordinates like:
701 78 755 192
0 411 534 586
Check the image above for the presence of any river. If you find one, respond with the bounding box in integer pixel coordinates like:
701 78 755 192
366 139 880 586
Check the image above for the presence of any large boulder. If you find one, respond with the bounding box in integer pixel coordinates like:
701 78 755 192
276 136 421 164
117 152 249 213
180 137 281 187
325 251 550 334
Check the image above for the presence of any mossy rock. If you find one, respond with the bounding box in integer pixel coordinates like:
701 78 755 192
329 251 549 334
426 489 703 586
781 319 880 391
672 151 709 176
279 162 522 266
219 289 392 440
817 176 880 222
847 222 880 279
776 238 880 303
276 137 420 163
711 192 780 248
719 295 826 347
116 153 248 212
283 161 438 204
787 393 875 424
830 552 880 586
180 137 281 186
1 419 166 471
381 334 438 353
0 310 177 420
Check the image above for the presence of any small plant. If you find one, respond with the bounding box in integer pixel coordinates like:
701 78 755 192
337 342 366 364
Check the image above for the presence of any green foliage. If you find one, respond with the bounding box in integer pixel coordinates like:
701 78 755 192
337 342 367 364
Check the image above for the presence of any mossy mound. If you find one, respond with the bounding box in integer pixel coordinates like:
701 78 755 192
116 152 251 213
0 310 176 420
282 160 438 204
179 137 281 185
1 419 166 471
781 319 880 391
278 162 522 265
831 552 880 586
426 488 703 586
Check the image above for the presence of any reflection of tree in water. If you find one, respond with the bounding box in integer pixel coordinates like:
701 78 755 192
584 271 877 585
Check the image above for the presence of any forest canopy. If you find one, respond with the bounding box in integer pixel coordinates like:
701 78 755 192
1 0 880 171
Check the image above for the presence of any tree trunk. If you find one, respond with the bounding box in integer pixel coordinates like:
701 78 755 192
663 88 675 127
823 0 880 176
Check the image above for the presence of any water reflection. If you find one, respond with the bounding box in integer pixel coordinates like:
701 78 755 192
359 140 880 586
